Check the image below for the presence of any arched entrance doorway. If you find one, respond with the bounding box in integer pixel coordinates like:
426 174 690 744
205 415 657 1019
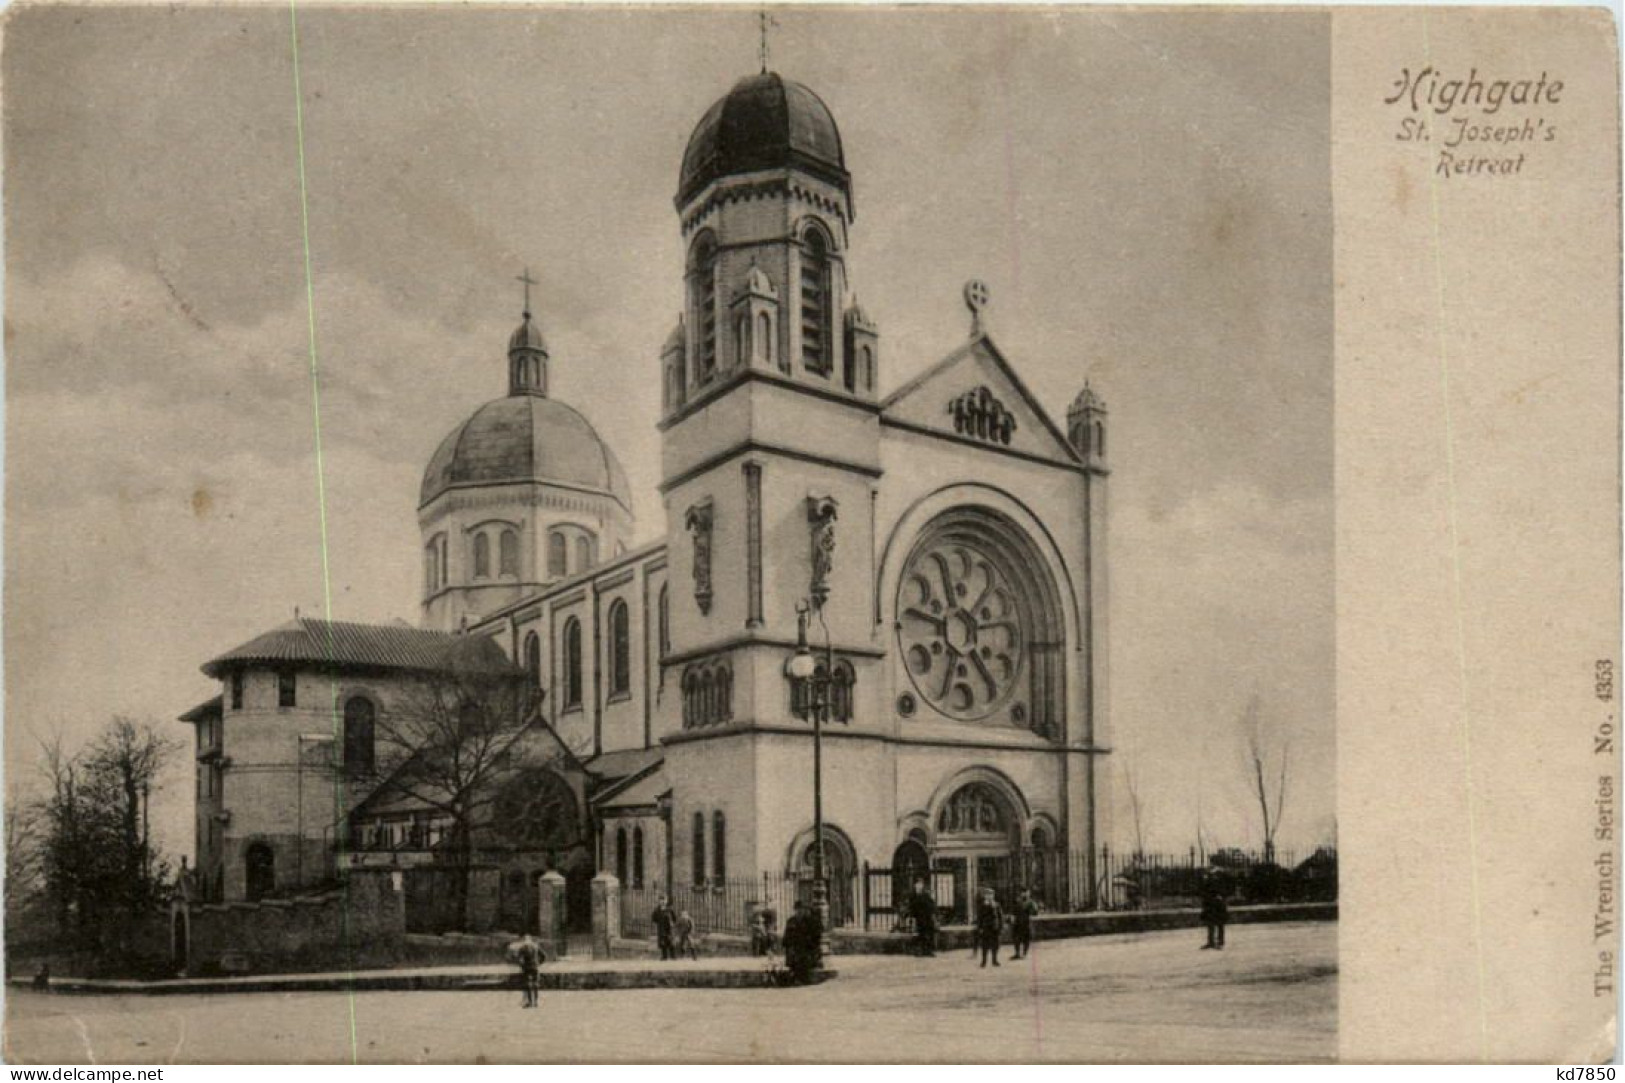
790 826 857 929
931 777 1024 921
891 835 931 914
245 842 275 901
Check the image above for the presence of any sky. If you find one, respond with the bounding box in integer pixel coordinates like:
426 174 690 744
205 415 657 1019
3 5 1334 861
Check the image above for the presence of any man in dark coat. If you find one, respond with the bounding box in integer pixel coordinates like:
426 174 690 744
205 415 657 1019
908 879 938 957
974 887 1005 968
1200 876 1229 950
651 897 677 961
1010 888 1039 960
782 900 824 984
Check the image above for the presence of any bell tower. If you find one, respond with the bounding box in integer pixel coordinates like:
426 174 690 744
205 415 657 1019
659 70 884 878
660 72 879 417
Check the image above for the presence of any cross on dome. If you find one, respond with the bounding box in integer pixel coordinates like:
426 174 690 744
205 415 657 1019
516 266 538 319
964 279 990 335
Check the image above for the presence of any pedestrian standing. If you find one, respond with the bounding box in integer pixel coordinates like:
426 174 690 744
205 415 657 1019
1200 876 1229 950
782 899 824 984
908 879 938 957
1011 888 1039 960
675 909 699 960
509 933 544 1009
975 887 1004 968
652 896 677 961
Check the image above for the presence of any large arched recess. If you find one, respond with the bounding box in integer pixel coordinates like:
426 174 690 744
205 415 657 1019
877 484 1078 738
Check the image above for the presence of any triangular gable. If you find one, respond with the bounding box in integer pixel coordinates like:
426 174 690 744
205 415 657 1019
880 334 1080 466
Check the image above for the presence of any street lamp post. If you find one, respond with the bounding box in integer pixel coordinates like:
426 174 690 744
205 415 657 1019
785 600 833 963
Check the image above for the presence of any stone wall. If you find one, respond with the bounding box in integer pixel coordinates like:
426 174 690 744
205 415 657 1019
183 868 405 976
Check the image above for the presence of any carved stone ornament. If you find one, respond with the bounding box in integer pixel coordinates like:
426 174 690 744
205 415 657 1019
937 782 1007 836
947 385 1017 447
806 494 839 608
684 498 714 616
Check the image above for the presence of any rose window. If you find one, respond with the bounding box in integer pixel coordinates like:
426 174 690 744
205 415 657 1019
897 540 1025 720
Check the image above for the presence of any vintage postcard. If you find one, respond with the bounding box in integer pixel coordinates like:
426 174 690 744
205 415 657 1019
0 2 1616 1065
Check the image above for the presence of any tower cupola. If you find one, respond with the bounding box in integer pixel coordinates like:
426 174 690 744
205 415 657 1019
665 71 877 417
509 270 549 397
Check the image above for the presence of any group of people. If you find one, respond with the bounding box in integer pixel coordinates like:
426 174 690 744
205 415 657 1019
649 898 700 960
511 876 1235 1006
908 877 1230 960
905 880 1040 966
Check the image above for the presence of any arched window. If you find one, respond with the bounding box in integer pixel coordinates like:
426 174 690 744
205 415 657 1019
562 618 583 709
1096 422 1105 458
438 535 448 587
473 532 490 579
575 534 594 573
800 227 832 374
524 632 541 685
424 542 439 594
682 669 697 727
632 826 645 888
692 812 706 887
499 528 519 577
245 842 275 902
713 811 727 882
608 600 631 696
343 696 375 775
658 585 670 656
615 826 628 885
734 315 747 368
548 531 567 578
830 659 855 723
689 233 719 382
758 312 773 366
860 345 874 393
717 667 732 722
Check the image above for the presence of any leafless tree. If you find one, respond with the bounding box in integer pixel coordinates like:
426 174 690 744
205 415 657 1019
1241 694 1289 864
6 793 45 928
1119 757 1148 860
367 642 585 925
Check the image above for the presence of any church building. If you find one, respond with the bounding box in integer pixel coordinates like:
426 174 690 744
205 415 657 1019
181 69 1113 929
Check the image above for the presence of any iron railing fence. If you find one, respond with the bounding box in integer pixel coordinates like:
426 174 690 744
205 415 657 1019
616 847 1338 941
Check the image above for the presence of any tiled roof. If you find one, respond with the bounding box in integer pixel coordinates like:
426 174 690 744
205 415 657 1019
178 695 222 723
585 746 664 785
594 764 670 812
201 618 517 679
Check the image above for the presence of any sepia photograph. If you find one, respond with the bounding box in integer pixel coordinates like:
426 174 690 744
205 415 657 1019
0 0 1613 1067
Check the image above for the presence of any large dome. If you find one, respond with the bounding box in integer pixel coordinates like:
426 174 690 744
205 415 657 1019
420 395 632 511
677 72 848 208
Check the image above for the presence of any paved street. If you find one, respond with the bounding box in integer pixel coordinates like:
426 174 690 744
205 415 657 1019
3 922 1335 1063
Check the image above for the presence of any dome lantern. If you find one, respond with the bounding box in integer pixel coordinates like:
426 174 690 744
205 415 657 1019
509 268 549 397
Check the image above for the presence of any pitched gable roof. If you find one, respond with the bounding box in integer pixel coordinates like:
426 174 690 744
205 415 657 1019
201 618 517 679
881 333 1081 467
